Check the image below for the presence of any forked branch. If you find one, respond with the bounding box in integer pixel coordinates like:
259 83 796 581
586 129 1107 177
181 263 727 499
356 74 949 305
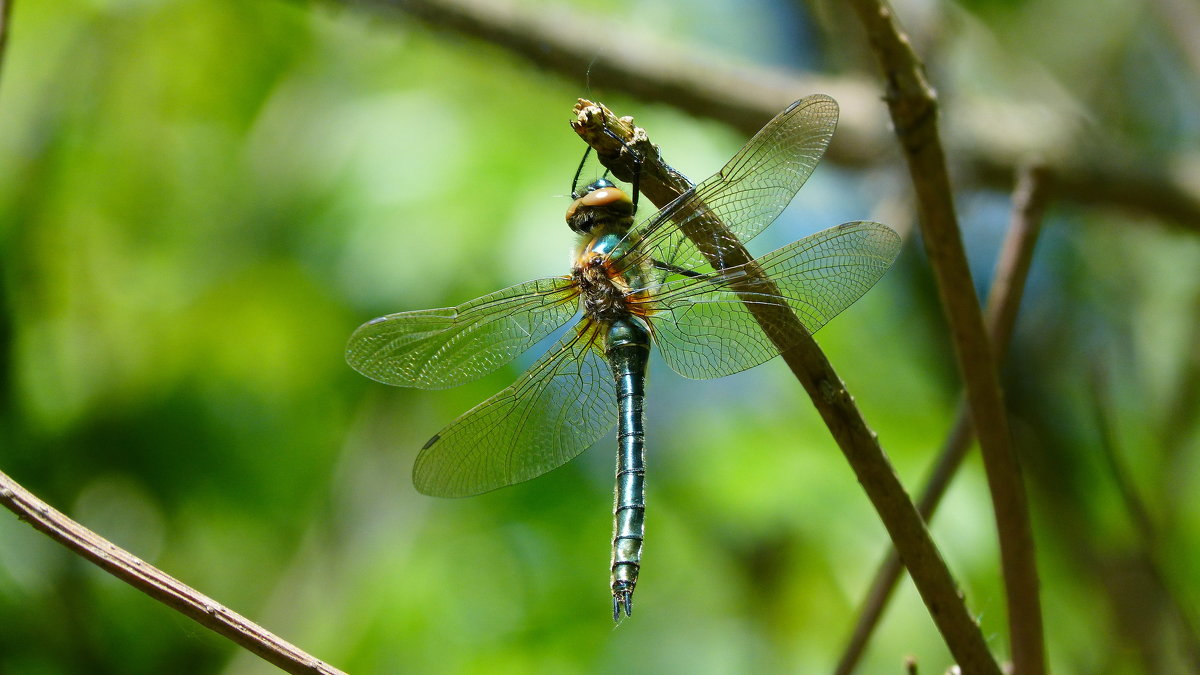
836 164 1051 674
846 2 1045 672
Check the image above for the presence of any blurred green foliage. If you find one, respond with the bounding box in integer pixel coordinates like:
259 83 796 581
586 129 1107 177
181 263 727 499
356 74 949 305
1 0 1198 673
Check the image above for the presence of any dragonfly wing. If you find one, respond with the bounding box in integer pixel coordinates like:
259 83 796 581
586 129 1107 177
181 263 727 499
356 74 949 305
622 95 839 276
645 222 900 380
347 277 579 390
413 320 617 497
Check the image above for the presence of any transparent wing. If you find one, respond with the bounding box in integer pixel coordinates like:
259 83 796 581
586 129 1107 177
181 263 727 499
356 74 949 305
642 222 900 380
413 320 617 497
346 277 579 390
617 95 839 277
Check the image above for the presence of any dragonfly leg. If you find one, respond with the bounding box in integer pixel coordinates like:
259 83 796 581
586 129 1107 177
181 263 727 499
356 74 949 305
601 126 642 216
571 145 593 198
651 258 706 279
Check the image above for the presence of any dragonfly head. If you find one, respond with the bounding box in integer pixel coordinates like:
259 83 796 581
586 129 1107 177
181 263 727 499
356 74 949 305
566 179 635 234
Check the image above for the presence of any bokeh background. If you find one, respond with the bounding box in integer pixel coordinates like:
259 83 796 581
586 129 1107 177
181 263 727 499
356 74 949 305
1 0 1198 672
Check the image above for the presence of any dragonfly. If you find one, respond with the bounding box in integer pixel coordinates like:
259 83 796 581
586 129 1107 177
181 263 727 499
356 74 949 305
346 95 900 621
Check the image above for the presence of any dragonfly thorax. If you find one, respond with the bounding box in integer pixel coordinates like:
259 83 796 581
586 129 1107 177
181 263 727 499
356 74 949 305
573 251 631 322
573 227 653 323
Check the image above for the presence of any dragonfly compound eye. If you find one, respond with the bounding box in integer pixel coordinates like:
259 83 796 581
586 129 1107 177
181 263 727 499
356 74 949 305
580 186 632 211
566 186 633 234
565 198 593 233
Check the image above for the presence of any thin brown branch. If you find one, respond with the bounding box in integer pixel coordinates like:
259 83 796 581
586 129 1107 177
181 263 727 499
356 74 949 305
846 3 1045 673
0 471 346 675
836 165 1051 675
334 0 1200 232
573 99 1000 675
342 0 870 138
835 404 973 675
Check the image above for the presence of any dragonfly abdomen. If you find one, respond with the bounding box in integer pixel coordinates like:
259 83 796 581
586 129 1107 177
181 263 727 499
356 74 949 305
605 318 650 621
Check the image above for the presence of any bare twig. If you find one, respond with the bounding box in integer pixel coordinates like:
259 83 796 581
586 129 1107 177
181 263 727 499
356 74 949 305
835 165 1051 675
334 0 1200 232
982 166 1050 352
0 471 347 675
846 3 1045 672
573 98 1000 675
835 403 974 675
341 0 871 139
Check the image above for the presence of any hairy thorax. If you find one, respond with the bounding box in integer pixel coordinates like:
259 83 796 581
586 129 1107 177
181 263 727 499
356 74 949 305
573 251 632 323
